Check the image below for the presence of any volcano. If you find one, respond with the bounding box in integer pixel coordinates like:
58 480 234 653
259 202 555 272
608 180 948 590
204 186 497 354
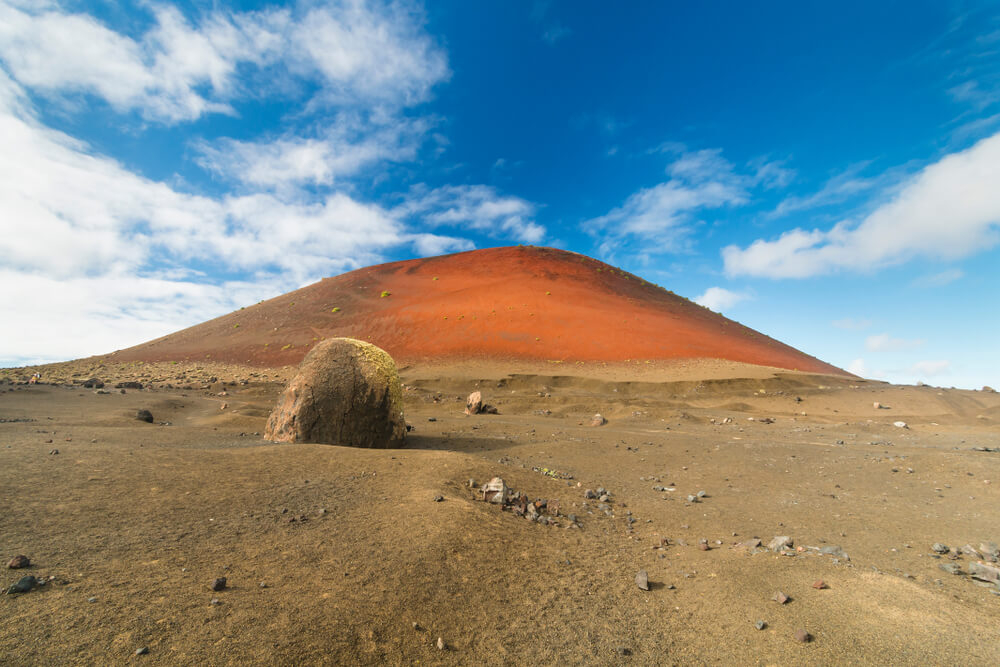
113 246 844 374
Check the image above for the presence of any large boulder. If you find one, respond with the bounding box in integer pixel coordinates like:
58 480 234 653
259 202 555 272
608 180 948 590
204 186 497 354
264 338 406 448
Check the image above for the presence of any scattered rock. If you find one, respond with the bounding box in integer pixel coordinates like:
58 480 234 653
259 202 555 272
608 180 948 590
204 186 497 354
135 647 149 656
264 338 406 448
433 495 444 502
939 563 963 576
6 575 37 594
49 449 59 455
116 381 143 390
819 545 848 560
812 580 828 589
82 378 104 389
481 477 508 504
893 421 908 429
210 577 227 592
931 543 949 554
793 629 812 643
7 555 30 569
968 561 1000 584
136 409 154 423
616 647 632 656
768 536 793 551
589 413 607 427
772 591 790 604
436 637 446 651
980 542 999 562
465 391 483 415
755 620 767 631
635 570 649 591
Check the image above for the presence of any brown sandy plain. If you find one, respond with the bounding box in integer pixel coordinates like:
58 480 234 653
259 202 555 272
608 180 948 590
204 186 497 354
2 357 1000 665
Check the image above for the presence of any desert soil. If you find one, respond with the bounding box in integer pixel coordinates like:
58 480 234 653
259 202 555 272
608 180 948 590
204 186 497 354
2 359 999 665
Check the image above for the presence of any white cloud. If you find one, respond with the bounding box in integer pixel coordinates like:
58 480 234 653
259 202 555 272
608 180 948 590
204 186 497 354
585 148 748 254
846 358 869 376
910 359 951 377
400 185 545 243
195 115 430 189
293 0 449 107
865 333 925 352
694 287 750 312
0 69 466 363
912 268 964 287
0 0 448 124
724 131 1000 278
767 162 880 219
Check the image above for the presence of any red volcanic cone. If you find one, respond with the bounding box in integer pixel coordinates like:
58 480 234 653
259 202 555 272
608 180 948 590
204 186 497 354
113 246 845 374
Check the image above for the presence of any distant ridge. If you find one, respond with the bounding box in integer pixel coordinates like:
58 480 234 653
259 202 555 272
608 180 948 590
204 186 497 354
112 246 846 375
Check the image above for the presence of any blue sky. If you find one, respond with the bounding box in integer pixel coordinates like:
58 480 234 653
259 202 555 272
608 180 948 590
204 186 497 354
1 0 998 389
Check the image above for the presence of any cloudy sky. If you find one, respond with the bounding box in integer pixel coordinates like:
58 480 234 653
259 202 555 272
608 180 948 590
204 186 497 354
1 0 998 389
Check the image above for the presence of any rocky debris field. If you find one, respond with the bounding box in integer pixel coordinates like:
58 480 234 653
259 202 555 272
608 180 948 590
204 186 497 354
2 363 1000 664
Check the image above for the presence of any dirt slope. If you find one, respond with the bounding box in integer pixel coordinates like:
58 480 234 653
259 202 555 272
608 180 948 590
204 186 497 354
111 246 845 375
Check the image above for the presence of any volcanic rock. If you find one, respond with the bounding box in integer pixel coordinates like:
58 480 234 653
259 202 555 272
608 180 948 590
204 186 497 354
264 338 406 448
465 391 483 415
6 575 36 594
136 410 154 423
7 555 30 569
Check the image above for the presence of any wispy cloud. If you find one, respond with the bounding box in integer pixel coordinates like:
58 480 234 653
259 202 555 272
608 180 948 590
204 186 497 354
910 359 951 377
584 147 749 256
398 184 545 243
865 334 925 353
694 287 751 312
723 131 1000 278
0 0 449 124
912 268 964 287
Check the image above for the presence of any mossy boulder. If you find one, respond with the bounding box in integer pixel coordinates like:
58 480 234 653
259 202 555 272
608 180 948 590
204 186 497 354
264 338 406 448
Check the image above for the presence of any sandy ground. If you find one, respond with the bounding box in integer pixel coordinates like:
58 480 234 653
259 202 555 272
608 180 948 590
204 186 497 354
2 361 1000 665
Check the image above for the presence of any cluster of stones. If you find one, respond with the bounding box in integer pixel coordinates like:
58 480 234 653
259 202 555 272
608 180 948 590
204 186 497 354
477 477 579 528
932 541 1000 588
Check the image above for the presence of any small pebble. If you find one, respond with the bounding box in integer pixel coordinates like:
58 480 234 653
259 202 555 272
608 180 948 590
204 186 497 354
755 620 767 630
794 629 812 643
135 647 149 656
773 591 790 604
436 637 446 650
813 580 828 590
433 495 444 502
210 577 227 592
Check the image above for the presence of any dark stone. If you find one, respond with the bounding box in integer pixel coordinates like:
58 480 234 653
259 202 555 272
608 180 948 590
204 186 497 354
7 555 30 569
7 575 37 594
616 647 632 656
433 495 444 502
210 577 227 592
136 409 154 423
82 378 104 389
116 382 143 389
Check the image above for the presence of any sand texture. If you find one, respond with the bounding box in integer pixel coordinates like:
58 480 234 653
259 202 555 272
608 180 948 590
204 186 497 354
2 361 999 665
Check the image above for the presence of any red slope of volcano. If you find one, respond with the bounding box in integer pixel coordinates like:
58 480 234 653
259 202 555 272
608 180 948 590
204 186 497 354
114 246 845 374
